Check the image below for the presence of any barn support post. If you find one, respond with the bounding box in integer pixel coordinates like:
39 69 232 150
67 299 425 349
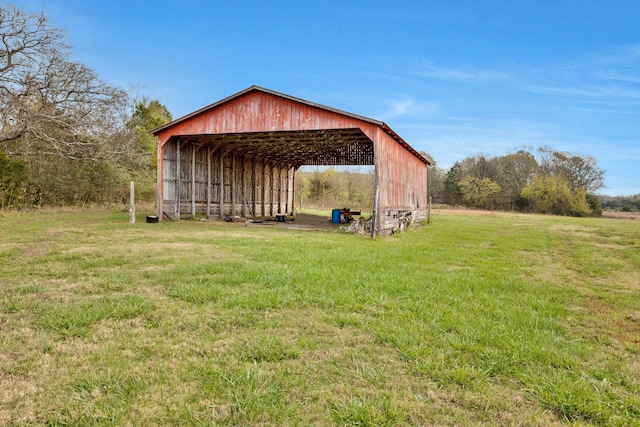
251 161 256 217
191 143 196 217
284 166 290 214
175 140 181 220
270 161 275 216
241 156 247 217
291 166 298 214
231 153 236 217
219 153 225 219
206 146 212 219
261 159 266 217
277 164 282 214
157 142 164 219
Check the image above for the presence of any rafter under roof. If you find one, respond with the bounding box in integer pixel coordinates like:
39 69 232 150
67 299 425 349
170 127 374 167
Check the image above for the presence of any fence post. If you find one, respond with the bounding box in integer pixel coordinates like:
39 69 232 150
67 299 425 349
129 181 135 224
370 185 379 239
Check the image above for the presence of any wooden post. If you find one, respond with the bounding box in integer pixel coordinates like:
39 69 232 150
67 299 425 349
206 147 211 219
231 153 236 217
157 141 163 220
277 164 282 214
251 161 256 217
292 166 298 213
219 153 225 219
191 143 196 217
261 159 266 217
242 157 247 218
175 141 181 220
129 181 135 224
371 185 379 239
284 166 290 214
270 162 275 216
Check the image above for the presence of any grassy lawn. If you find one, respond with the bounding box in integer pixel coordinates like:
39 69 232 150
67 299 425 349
1 210 639 426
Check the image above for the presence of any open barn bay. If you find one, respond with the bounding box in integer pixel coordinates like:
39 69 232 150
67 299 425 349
1 211 638 425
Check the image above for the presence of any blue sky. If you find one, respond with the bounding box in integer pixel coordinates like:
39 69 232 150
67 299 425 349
10 0 640 195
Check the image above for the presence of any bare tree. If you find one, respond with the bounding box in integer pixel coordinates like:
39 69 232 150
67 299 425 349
494 150 538 209
537 146 605 194
0 4 132 164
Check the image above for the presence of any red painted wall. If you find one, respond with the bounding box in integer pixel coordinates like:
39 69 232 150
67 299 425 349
156 91 379 146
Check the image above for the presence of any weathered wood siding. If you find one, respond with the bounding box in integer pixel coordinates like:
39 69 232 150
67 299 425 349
162 140 294 219
155 91 380 143
374 127 427 231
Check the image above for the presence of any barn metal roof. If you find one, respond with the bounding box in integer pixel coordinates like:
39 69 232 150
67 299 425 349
151 86 429 167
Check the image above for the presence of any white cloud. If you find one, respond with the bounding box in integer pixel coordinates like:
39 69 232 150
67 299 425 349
408 60 510 83
526 83 640 100
376 96 439 121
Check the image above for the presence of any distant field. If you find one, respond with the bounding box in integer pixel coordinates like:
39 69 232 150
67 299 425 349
602 211 640 220
1 210 639 425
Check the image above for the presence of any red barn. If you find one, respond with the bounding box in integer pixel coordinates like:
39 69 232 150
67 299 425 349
150 86 429 234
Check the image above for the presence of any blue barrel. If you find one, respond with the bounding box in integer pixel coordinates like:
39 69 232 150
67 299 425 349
331 209 341 224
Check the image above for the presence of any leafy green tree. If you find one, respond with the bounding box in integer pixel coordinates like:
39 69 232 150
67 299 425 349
521 175 591 216
458 176 501 209
444 161 464 204
127 99 173 170
122 98 173 201
585 193 602 217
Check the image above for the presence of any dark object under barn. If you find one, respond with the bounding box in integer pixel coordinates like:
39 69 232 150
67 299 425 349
150 86 429 235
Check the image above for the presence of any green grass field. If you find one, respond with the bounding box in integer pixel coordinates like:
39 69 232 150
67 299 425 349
1 210 639 426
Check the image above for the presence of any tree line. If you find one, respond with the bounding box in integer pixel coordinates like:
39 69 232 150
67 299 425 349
295 167 374 211
598 194 640 212
427 147 606 216
0 4 171 209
